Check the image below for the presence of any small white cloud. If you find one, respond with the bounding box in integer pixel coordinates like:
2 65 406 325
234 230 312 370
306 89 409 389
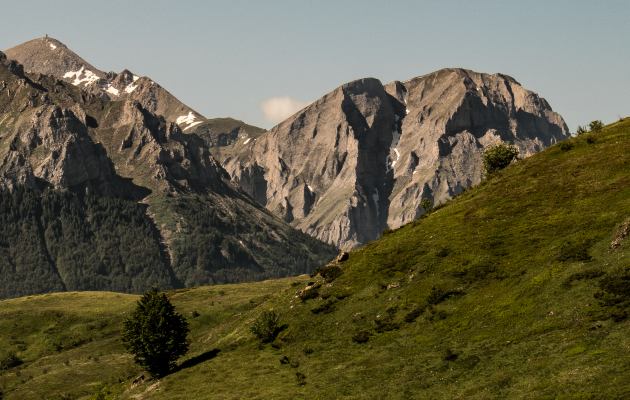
260 96 310 123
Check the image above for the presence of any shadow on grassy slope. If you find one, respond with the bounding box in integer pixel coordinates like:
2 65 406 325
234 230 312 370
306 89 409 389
176 349 221 372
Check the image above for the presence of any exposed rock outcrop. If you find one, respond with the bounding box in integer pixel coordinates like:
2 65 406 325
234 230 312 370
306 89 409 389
0 52 338 299
222 69 569 250
3 37 265 138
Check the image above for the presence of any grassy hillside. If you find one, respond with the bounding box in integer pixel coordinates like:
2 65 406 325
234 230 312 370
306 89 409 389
3 118 630 399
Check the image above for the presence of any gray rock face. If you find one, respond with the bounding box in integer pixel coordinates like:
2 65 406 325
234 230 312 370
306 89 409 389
0 52 227 199
3 37 265 139
4 37 205 130
0 55 339 298
222 69 569 250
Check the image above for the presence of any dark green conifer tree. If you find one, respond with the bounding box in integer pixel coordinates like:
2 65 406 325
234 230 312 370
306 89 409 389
121 287 189 376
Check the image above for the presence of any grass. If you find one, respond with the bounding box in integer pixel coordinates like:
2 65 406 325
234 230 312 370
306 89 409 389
3 119 630 399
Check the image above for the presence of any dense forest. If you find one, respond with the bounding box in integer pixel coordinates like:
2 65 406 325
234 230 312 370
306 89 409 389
171 196 339 287
0 186 172 299
0 186 339 299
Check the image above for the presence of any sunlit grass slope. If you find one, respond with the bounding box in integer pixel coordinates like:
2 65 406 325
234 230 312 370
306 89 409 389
3 118 630 399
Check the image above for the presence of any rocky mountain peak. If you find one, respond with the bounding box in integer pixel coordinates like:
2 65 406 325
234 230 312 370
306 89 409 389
220 68 569 250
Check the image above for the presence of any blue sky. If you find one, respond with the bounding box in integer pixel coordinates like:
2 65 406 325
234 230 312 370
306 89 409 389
2 0 629 130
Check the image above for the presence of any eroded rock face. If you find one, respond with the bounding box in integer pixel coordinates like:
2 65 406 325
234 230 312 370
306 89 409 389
0 52 228 198
223 69 569 250
4 37 206 131
4 37 267 141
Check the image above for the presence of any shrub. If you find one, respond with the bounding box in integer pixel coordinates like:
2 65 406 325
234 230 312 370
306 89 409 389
576 125 588 135
351 330 371 343
589 120 604 132
121 287 190 377
374 315 399 333
427 286 463 305
311 265 343 283
483 141 519 176
435 247 450 258
0 352 21 371
298 284 321 301
442 348 459 361
562 268 605 288
404 304 428 323
250 310 280 343
556 240 592 262
90 383 111 400
559 141 574 151
296 372 307 386
421 198 432 214
587 135 596 144
311 300 336 314
382 228 394 236
594 267 630 306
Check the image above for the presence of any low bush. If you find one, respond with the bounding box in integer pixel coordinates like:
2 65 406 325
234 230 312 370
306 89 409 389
427 286 463 305
560 141 574 151
421 198 432 214
310 265 343 283
311 300 336 314
250 310 280 342
562 268 605 288
299 284 321 301
435 247 450 258
351 330 371 343
556 240 592 262
442 348 459 362
483 142 520 175
589 120 604 132
0 352 21 370
404 304 428 323
594 267 630 306
374 315 399 333
451 262 497 283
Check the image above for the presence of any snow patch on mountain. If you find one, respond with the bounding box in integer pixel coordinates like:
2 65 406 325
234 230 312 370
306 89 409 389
133 75 139 82
63 67 100 86
105 85 119 96
125 84 138 94
244 138 251 144
183 122 202 131
177 112 203 131
177 112 197 126
49 43 57 50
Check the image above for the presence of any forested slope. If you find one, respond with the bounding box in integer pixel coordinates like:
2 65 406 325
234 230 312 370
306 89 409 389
0 52 338 299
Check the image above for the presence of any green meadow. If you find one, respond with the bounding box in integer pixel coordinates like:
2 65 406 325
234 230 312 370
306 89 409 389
3 118 630 399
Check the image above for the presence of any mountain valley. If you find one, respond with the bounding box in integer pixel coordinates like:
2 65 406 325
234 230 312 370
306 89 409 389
0 48 338 299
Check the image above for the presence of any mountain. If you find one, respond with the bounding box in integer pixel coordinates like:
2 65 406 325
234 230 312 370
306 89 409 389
3 37 262 138
0 51 337 299
1 118 628 399
218 69 569 249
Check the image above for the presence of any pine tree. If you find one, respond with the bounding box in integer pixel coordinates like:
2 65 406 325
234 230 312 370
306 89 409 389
121 287 189 376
